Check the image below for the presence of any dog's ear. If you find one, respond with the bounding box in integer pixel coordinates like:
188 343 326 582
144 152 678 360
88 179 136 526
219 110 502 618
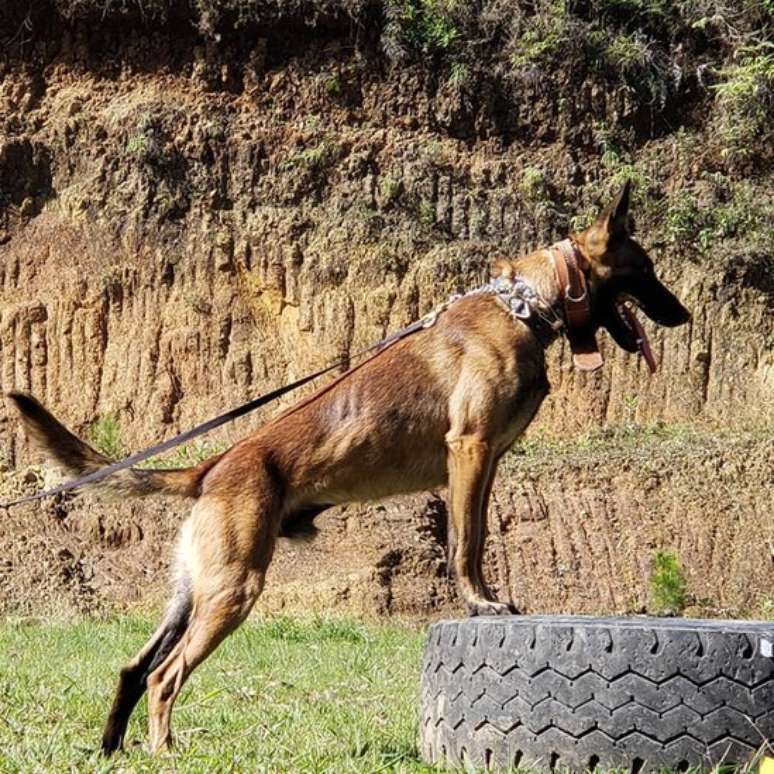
580 181 633 263
490 257 515 279
596 180 632 240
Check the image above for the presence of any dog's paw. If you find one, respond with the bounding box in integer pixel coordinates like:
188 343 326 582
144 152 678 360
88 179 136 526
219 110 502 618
467 600 514 617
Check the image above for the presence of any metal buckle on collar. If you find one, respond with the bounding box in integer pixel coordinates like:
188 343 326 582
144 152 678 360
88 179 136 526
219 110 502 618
564 284 587 304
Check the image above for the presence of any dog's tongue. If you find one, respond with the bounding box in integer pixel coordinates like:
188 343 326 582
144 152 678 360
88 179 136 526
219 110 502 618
620 303 657 373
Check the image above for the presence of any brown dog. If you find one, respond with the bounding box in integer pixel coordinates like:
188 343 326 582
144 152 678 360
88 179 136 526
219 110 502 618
8 181 689 754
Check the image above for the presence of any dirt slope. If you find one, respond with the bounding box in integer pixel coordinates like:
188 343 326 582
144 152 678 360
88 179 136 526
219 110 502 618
1 2 772 619
2 431 771 619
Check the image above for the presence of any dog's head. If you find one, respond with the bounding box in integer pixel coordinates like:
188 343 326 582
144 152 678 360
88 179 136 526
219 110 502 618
576 181 691 361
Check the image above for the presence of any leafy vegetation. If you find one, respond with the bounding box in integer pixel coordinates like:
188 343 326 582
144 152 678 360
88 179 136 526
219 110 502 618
417 198 436 227
4 1 771 172
280 138 339 174
323 73 342 96
384 0 462 59
520 166 548 201
664 181 773 251
713 42 774 154
649 551 688 615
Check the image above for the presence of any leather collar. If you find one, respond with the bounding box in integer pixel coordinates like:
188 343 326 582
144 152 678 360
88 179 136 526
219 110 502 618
550 238 604 372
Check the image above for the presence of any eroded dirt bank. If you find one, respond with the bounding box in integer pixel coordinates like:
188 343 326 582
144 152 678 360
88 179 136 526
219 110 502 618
1 2 772 618
2 432 771 619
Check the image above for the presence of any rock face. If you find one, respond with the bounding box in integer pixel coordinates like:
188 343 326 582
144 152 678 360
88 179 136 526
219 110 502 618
1 8 772 619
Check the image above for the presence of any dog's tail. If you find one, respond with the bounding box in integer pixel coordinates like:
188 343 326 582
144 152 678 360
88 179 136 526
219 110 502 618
8 392 222 499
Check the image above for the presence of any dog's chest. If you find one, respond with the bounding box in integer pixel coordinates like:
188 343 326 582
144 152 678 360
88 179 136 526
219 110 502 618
493 372 550 454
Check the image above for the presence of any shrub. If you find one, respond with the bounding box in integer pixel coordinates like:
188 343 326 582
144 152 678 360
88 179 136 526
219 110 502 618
714 42 774 154
383 0 462 59
508 1 574 70
665 182 773 250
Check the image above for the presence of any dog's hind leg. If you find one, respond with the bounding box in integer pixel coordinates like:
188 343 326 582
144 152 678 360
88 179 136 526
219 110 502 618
145 476 279 753
101 577 193 754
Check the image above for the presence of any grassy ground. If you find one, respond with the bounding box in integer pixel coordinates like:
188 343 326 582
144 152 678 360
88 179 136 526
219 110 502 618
0 615 431 773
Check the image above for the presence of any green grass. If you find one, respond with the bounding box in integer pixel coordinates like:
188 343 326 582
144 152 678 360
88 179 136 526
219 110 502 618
88 415 125 460
140 441 226 470
0 615 431 772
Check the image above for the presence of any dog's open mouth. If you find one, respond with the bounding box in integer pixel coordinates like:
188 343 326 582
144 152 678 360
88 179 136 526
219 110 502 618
614 296 657 373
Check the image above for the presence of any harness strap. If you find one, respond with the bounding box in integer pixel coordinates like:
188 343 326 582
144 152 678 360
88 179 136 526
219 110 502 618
550 238 603 372
0 311 439 510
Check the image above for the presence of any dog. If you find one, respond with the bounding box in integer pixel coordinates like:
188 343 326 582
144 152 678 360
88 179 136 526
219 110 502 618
7 181 690 754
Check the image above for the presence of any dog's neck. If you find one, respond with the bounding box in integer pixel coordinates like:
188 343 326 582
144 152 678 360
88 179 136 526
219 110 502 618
488 241 604 371
493 248 571 330
512 250 565 316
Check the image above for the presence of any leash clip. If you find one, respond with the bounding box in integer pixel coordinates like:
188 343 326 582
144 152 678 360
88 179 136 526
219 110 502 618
422 308 441 329
510 298 532 319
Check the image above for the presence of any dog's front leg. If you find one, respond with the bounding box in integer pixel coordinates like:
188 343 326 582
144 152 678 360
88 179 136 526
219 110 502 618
446 433 512 616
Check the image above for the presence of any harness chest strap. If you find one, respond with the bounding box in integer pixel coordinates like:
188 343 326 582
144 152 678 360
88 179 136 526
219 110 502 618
551 239 604 372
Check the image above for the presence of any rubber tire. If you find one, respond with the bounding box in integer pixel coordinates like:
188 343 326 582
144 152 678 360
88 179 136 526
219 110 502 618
420 615 774 772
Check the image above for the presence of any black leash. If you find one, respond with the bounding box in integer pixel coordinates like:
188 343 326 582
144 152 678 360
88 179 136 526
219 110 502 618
0 311 441 510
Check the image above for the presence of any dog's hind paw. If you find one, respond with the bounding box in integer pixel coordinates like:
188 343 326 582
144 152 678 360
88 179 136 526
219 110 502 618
467 600 516 617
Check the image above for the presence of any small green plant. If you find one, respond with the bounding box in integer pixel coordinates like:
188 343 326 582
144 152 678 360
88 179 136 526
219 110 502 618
759 598 774 620
650 551 688 615
201 118 227 141
664 191 702 245
357 205 380 222
125 133 149 156
605 33 651 73
88 415 125 460
261 616 370 643
421 139 445 163
511 27 567 69
604 161 657 214
125 111 157 159
569 211 596 232
622 393 639 416
596 32 669 105
380 176 402 204
520 167 547 201
281 139 338 173
447 61 469 89
417 199 436 226
323 74 342 96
